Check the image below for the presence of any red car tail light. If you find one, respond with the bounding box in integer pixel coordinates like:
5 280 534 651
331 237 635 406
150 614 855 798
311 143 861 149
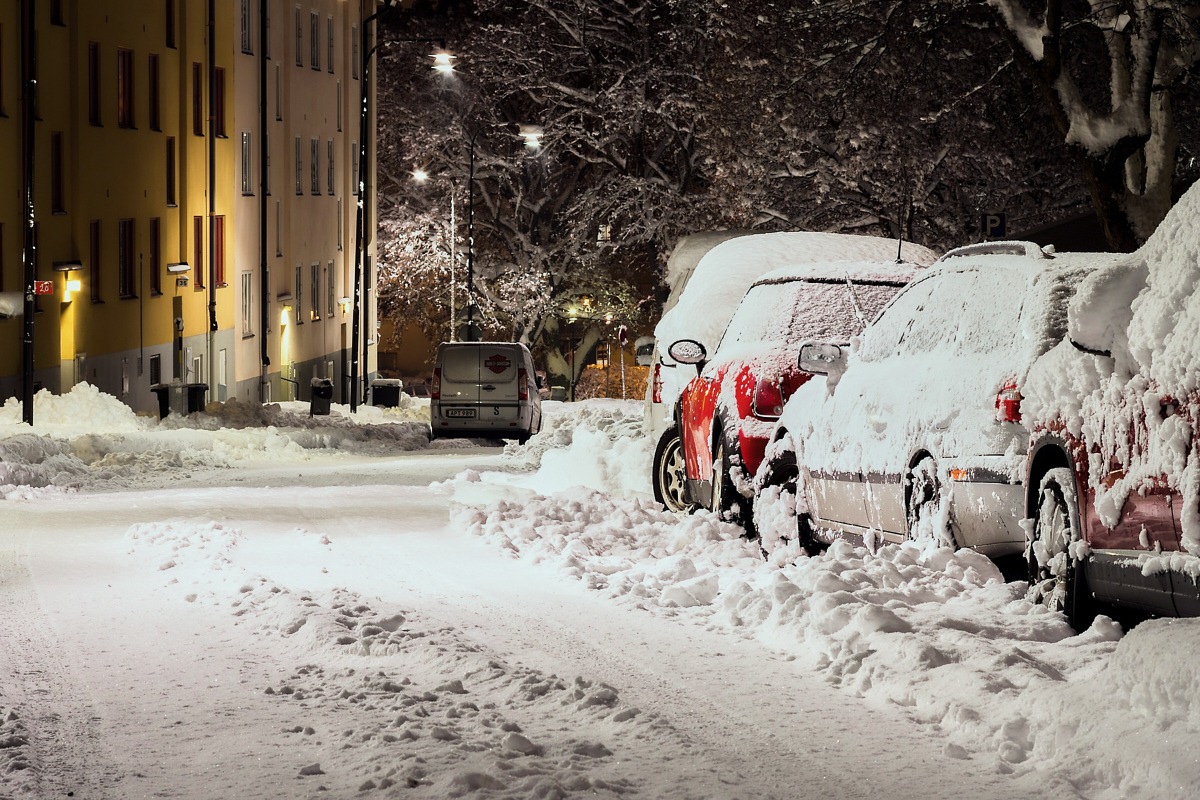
518 368 529 401
752 376 786 420
431 367 442 400
995 380 1022 423
652 362 663 404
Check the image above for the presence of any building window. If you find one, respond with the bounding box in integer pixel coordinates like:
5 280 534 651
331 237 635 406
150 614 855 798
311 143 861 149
294 6 303 67
150 354 162 386
51 132 65 214
166 0 176 49
275 200 282 257
351 25 359 79
150 218 162 295
166 137 177 206
327 15 334 74
88 42 101 126
327 139 335 195
337 197 343 250
241 132 253 195
294 136 303 195
351 141 358 195
311 137 320 195
148 54 161 130
51 0 65 26
240 0 253 54
118 219 136 298
295 265 304 323
89 220 102 302
265 132 271 195
193 216 205 289
241 272 255 336
275 64 282 120
117 49 135 128
192 63 203 136
1 25 6 117
310 12 321 71
327 260 335 318
265 1 271 59
311 263 321 320
214 216 226 286
214 68 227 137
336 80 342 131
0 224 5 292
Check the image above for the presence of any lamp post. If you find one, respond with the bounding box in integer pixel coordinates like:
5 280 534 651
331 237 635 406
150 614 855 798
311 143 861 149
351 0 447 410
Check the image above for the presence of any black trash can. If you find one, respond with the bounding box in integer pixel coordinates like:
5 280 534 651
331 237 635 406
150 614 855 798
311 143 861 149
150 383 172 419
185 383 208 413
372 378 402 408
310 377 333 416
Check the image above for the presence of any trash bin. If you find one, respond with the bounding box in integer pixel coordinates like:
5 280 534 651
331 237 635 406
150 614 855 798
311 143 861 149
310 377 333 416
185 382 208 414
150 382 209 418
372 378 402 408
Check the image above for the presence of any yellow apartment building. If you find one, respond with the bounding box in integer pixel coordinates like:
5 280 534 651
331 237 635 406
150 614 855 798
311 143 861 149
0 0 379 415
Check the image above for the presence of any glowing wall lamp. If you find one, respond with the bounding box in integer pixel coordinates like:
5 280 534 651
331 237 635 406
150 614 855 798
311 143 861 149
432 51 455 74
53 261 83 302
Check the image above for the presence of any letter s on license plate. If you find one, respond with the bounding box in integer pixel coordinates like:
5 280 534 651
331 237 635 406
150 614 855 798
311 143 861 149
445 408 476 418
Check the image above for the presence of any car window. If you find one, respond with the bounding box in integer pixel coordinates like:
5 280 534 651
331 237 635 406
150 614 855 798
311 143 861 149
950 269 1025 354
441 347 480 382
858 279 937 362
717 280 901 354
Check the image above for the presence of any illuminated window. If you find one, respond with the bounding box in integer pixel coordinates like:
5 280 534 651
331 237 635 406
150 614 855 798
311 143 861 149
117 48 135 128
118 219 135 298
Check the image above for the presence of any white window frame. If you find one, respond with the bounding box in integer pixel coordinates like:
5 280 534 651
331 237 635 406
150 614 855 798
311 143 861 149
294 136 303 195
241 131 253 195
240 271 255 336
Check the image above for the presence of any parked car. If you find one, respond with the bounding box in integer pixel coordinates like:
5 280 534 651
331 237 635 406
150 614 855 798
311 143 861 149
647 231 938 514
758 241 1115 559
669 260 923 530
430 342 542 443
1021 183 1200 630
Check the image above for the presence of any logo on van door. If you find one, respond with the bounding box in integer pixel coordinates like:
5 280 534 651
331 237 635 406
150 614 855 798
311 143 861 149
484 354 512 374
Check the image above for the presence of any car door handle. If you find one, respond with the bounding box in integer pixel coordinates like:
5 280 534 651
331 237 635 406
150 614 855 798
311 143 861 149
482 385 496 391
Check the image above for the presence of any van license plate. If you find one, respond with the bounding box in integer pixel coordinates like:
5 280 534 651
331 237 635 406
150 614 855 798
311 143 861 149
445 408 476 418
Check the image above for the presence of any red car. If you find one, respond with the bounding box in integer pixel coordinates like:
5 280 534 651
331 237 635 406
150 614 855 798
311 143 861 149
667 261 920 530
1023 186 1200 629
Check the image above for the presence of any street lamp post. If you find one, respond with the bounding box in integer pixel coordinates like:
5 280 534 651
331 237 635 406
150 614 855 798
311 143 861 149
351 0 445 410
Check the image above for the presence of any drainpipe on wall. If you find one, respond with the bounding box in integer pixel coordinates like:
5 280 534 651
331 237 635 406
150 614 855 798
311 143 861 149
259 0 269 401
207 0 218 393
20 0 37 425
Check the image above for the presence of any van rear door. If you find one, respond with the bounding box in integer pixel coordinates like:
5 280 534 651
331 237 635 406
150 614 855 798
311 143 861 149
479 346 520 405
440 345 482 405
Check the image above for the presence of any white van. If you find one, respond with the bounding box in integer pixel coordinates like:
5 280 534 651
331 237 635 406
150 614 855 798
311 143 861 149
430 342 543 442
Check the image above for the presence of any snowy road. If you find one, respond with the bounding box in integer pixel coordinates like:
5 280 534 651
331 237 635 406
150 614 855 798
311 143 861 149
2 448 1037 799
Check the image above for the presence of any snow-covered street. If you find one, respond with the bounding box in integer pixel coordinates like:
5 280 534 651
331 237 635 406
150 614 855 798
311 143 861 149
2 388 1198 799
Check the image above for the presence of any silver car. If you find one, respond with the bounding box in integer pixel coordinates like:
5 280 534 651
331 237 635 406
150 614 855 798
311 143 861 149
758 242 1118 558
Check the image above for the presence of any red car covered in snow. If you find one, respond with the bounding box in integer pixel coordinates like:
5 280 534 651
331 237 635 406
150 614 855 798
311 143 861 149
1023 184 1200 630
667 260 921 530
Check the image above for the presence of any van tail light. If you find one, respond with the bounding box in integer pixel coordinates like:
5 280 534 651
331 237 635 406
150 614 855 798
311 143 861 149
995 380 1022 423
751 376 786 420
518 368 529 401
431 367 442 401
652 362 663 404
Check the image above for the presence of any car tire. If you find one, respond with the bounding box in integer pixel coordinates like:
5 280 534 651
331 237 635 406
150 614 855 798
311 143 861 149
712 436 754 536
1027 467 1093 632
653 428 694 513
754 448 820 557
904 456 956 547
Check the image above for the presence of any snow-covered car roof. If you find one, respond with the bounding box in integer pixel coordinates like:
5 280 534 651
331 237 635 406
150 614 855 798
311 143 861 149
748 258 924 287
655 232 939 354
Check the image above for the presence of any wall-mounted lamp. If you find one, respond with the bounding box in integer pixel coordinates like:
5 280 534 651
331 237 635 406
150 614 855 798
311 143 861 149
167 262 190 274
53 262 84 302
63 278 82 302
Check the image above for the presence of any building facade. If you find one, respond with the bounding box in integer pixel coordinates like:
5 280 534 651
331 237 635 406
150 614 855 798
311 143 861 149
0 0 379 415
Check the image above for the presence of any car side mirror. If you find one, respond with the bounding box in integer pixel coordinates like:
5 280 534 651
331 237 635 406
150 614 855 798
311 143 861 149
668 339 708 374
798 342 846 376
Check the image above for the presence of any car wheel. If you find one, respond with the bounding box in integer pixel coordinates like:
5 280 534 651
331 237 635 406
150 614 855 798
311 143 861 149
653 428 694 513
754 448 820 557
1027 467 1093 632
712 436 754 535
905 456 955 547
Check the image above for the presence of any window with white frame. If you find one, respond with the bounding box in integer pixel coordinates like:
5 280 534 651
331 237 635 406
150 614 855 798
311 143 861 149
310 137 320 195
295 265 304 323
310 11 320 70
351 25 358 79
240 0 252 54
327 15 334 73
327 260 335 317
294 5 303 67
241 131 253 195
351 141 358 195
326 138 334 194
311 262 321 320
240 271 254 336
294 136 302 194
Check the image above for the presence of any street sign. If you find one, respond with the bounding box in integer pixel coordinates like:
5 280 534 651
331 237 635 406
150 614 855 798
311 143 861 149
981 212 1007 239
617 325 629 347
33 280 54 295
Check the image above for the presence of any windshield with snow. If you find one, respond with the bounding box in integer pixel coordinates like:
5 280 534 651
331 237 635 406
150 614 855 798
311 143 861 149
717 279 903 354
